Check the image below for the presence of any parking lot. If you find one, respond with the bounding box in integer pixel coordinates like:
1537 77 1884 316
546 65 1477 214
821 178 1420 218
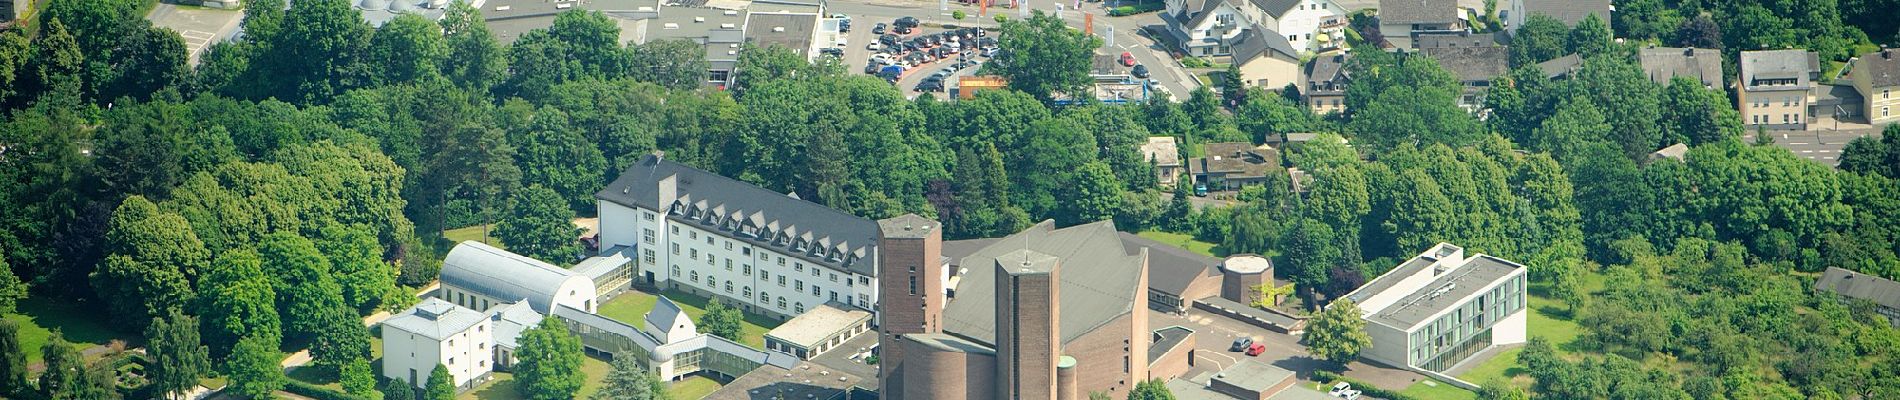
145 2 244 66
828 15 997 97
1148 307 1428 391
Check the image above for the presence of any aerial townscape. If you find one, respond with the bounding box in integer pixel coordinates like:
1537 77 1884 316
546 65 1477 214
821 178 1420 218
3 0 1900 397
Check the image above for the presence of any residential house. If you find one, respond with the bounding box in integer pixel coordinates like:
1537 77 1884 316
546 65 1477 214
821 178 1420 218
1854 48 1900 124
595 151 891 321
1231 25 1303 88
1638 47 1723 88
1142 137 1185 187
1504 0 1609 33
1535 53 1583 79
1421 45 1510 112
1188 142 1283 191
1814 267 1900 327
1162 0 1254 57
1376 0 1465 50
644 4 750 87
1304 53 1350 114
1738 49 1820 130
1341 243 1529 372
382 298 495 392
1243 0 1348 52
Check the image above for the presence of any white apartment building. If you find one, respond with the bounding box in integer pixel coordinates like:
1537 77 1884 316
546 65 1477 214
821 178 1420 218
596 152 881 321
382 298 495 392
1341 243 1529 373
1164 0 1345 55
1247 0 1346 52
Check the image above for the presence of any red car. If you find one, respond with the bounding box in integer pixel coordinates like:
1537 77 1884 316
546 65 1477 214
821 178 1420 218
1119 51 1136 67
1245 342 1266 356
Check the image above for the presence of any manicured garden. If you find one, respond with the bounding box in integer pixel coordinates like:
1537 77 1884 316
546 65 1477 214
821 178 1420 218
458 356 611 400
595 288 781 348
1397 288 1590 399
667 375 724 399
444 224 504 248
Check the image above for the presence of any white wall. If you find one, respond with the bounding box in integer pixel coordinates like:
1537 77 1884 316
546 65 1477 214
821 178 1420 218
1491 308 1528 346
382 319 494 391
1274 0 1345 50
1360 321 1411 367
608 200 876 318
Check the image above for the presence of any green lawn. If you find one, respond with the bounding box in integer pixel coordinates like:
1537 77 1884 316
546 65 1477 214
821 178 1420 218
5 297 125 365
668 375 724 399
1402 379 1479 400
596 289 780 348
444 224 503 248
459 356 610 400
1404 290 1591 397
1136 230 1225 257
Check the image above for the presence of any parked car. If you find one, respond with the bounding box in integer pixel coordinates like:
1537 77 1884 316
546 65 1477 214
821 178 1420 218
917 77 945 92
839 20 851 32
879 34 899 45
896 16 920 27
872 23 887 34
1340 389 1362 399
1328 382 1352 396
1245 342 1266 356
1194 183 1208 197
879 65 904 80
820 48 844 57
1119 51 1136 67
864 62 881 74
981 46 999 57
866 42 881 51
1131 64 1149 78
1230 337 1252 352
895 25 914 35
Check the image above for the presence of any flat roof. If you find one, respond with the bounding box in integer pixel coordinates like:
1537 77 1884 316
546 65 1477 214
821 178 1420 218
1214 360 1296 392
384 298 487 341
765 303 871 348
1366 255 1523 329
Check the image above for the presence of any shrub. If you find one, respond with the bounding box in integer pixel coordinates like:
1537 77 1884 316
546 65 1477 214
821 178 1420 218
995 14 1007 23
285 379 375 400
1311 371 1423 400
1182 56 1213 68
953 10 966 19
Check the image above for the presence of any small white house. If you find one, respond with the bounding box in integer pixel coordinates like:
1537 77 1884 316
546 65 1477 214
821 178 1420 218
1246 0 1346 52
643 296 698 344
381 298 495 391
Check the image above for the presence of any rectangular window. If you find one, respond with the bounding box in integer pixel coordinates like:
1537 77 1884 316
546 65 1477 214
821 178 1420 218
909 276 917 295
725 282 733 293
705 236 713 245
725 259 733 271
644 212 655 221
812 285 821 296
812 267 820 277
689 249 698 259
672 225 679 234
725 241 733 250
707 255 716 265
643 249 655 264
830 291 839 302
795 263 804 273
777 297 786 309
778 257 787 266
744 286 753 298
689 231 696 239
644 229 656 244
778 276 786 287
829 273 838 282
860 277 870 285
671 243 680 255
744 265 753 275
858 294 870 307
690 271 699 282
761 270 770 280
743 247 752 256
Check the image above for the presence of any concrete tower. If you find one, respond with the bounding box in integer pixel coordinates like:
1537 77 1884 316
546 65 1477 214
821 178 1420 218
995 249 1061 400
874 214 944 397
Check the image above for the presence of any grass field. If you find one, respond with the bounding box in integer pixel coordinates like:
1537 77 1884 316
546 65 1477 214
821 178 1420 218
5 297 125 365
596 288 781 348
668 375 724 399
1136 230 1225 258
459 356 611 400
444 224 503 248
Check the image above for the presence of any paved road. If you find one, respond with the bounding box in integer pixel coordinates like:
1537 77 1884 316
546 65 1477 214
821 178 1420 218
1746 125 1888 167
145 2 244 66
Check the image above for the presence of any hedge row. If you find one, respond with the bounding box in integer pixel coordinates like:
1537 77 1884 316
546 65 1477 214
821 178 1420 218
1109 2 1166 16
284 380 374 400
1311 370 1423 400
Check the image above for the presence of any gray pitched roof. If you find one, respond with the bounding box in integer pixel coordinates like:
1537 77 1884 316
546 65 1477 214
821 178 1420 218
1638 47 1724 87
1308 53 1349 83
1861 49 1900 87
1535 53 1583 79
1519 0 1609 26
1250 0 1300 18
1741 49 1816 87
1231 24 1299 65
487 302 545 349
441 241 590 314
1120 232 1220 297
1421 45 1510 83
1815 267 1900 310
939 220 1147 346
646 296 687 336
384 298 487 341
598 152 880 277
1415 31 1500 49
1378 0 1458 24
1180 0 1232 32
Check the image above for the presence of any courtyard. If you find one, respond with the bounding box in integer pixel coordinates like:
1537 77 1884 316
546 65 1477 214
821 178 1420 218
594 287 782 348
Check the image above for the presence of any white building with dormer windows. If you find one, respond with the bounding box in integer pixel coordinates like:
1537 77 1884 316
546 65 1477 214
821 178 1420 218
595 152 883 321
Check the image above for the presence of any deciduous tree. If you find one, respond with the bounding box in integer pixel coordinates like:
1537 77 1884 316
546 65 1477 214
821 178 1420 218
496 185 584 264
95 195 205 330
699 299 744 342
147 310 211 400
1306 299 1371 364
0 320 27 398
426 364 454 400
341 357 384 400
994 10 1101 102
515 318 585 400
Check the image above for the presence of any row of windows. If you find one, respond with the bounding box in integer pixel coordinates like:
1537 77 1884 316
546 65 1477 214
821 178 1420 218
1751 113 1802 124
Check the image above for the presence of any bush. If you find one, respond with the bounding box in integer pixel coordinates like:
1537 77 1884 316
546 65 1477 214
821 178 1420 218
1107 2 1163 16
1182 56 1213 68
1311 371 1423 400
286 380 375 400
953 10 966 19
995 14 1007 23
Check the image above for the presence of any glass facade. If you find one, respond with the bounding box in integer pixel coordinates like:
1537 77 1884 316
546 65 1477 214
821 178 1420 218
1406 274 1525 371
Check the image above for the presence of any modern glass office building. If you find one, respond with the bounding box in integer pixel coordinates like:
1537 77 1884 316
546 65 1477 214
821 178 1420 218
1342 243 1529 372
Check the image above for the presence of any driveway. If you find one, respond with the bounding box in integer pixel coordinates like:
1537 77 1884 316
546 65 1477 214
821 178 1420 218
1745 123 1889 167
1148 307 1429 391
145 2 244 66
